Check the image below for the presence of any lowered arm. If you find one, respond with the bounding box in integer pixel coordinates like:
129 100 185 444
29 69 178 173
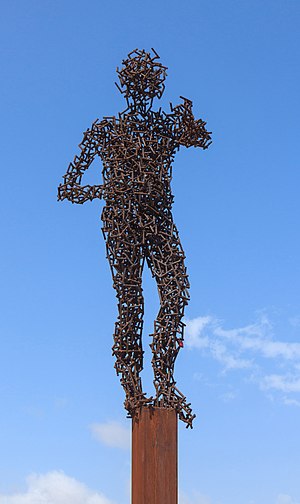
58 120 104 204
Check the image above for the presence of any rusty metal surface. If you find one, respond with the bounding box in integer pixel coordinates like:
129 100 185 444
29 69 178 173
132 407 178 504
58 48 211 428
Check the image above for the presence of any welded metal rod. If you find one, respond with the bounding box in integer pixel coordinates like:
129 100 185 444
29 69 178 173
132 407 178 504
58 48 212 428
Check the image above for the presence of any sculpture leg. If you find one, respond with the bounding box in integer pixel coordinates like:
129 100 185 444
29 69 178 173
146 218 195 427
104 229 148 416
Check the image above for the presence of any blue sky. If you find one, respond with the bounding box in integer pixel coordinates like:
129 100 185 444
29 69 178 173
0 1 300 503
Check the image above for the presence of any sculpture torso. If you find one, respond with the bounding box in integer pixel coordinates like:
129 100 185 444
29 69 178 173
99 109 175 211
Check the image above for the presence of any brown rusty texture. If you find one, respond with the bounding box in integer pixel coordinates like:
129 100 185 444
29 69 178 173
132 407 178 504
58 48 211 428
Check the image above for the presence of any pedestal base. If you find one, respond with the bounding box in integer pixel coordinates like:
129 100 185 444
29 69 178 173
132 407 178 504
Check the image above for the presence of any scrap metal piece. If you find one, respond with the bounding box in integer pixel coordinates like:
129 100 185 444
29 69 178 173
58 49 212 428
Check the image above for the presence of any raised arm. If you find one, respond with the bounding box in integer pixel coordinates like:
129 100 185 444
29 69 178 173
169 96 212 150
58 120 105 204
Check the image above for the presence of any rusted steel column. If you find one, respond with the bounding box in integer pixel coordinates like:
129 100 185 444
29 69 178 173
132 407 178 504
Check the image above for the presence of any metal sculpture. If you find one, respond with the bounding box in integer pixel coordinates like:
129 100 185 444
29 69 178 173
58 48 211 428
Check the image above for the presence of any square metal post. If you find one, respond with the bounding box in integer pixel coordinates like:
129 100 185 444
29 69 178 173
132 407 178 504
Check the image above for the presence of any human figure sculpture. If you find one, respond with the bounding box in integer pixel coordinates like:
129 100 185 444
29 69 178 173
58 48 211 427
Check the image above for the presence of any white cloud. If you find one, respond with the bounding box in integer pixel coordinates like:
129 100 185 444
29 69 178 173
179 490 300 504
184 313 300 404
0 471 114 504
185 316 253 370
282 397 300 407
180 491 215 504
210 340 252 370
261 374 300 393
89 421 130 450
220 391 237 402
184 316 212 349
215 322 300 361
185 314 300 363
277 494 300 504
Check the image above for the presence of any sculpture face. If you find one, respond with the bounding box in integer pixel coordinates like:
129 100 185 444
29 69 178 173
117 49 167 109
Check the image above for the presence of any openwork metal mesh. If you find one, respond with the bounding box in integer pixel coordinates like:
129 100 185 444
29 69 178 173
58 49 211 428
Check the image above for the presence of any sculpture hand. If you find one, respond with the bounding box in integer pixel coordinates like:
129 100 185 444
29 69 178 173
172 97 212 149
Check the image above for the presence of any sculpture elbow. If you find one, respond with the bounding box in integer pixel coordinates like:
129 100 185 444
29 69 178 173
57 183 80 204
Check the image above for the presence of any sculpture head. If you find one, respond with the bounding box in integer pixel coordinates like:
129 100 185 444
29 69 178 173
116 48 167 112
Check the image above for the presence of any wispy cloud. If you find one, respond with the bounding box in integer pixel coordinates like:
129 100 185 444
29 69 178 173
277 494 300 504
215 320 300 361
261 374 300 393
0 471 114 504
289 316 300 328
184 316 212 349
220 391 237 403
282 397 300 407
179 491 216 504
185 313 300 404
210 340 252 370
184 315 253 370
89 420 130 450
